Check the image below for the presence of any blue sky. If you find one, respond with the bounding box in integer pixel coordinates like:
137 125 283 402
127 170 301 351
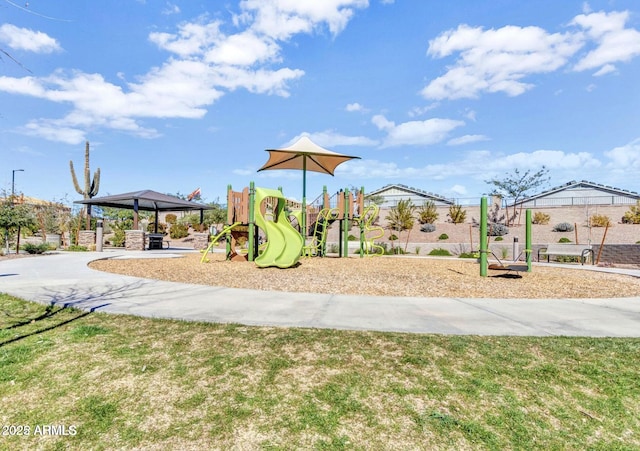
1 0 640 206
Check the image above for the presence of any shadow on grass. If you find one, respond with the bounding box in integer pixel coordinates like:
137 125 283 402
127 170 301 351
0 281 145 347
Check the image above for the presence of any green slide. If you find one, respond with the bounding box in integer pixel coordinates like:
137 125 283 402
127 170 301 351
254 187 304 268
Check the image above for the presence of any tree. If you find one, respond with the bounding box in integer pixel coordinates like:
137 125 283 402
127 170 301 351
0 201 35 253
385 199 416 253
485 167 550 226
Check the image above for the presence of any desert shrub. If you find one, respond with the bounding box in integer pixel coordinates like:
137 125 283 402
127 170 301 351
488 223 509 236
558 237 572 243
459 252 479 259
494 236 503 241
622 201 640 224
328 244 339 254
552 222 574 232
67 244 88 252
429 248 452 256
590 214 611 227
447 204 467 224
415 246 421 255
23 243 49 254
532 212 550 225
347 234 358 241
417 201 438 224
111 230 125 247
165 214 177 225
147 222 167 234
169 223 189 239
438 233 449 240
389 234 398 241
420 223 436 233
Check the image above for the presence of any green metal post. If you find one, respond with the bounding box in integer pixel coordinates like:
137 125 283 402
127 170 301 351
323 185 328 209
343 188 350 258
248 182 255 262
526 209 532 272
302 157 307 240
480 197 488 277
226 184 232 260
359 187 365 258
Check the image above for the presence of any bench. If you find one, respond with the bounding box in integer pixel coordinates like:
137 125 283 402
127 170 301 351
147 234 170 250
537 244 594 265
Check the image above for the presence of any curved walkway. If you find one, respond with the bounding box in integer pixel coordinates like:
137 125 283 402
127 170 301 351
2 250 640 337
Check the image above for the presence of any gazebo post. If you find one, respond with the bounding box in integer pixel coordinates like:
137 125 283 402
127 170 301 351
133 199 139 230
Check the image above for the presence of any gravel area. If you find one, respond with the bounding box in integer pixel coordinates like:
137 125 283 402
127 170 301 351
88 253 640 299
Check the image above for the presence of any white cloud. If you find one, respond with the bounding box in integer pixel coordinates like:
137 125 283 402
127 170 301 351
290 130 378 148
492 149 601 171
422 24 582 100
372 115 465 147
0 0 367 143
162 2 181 15
239 0 369 38
407 104 438 117
448 184 467 196
571 10 640 74
447 134 490 146
345 102 365 112
592 64 616 76
605 138 640 171
22 121 86 144
0 24 62 53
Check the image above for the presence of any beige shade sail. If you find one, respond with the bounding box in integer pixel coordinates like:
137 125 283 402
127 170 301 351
258 136 359 175
257 136 360 235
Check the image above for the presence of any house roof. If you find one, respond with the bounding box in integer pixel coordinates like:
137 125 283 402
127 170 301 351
367 184 455 205
519 180 640 203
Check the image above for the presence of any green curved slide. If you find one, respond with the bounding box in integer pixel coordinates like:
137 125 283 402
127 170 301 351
254 187 304 268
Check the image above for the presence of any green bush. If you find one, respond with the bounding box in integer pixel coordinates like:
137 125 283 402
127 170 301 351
67 245 88 252
23 242 49 254
170 223 189 239
552 222 574 232
438 233 449 240
459 252 479 259
389 234 398 241
347 234 358 241
428 248 451 256
558 237 572 243
165 214 177 225
494 236 503 241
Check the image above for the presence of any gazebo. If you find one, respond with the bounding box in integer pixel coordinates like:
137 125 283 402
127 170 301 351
74 189 213 232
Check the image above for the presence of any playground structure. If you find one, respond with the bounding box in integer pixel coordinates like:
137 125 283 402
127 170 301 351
479 197 532 276
201 183 384 268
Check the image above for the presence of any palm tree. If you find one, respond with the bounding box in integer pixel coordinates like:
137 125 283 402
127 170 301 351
385 199 416 253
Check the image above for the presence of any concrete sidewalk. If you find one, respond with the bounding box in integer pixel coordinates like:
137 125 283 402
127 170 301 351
2 250 640 337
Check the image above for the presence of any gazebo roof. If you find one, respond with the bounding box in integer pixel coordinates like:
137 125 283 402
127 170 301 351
74 190 213 212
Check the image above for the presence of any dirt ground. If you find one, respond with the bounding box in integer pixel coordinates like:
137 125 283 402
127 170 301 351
88 252 640 299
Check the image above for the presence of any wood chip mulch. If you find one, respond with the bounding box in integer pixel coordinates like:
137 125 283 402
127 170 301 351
88 253 640 299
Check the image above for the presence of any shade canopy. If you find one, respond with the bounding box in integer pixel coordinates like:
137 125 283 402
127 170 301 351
257 136 360 237
75 190 213 212
75 190 213 231
258 136 359 176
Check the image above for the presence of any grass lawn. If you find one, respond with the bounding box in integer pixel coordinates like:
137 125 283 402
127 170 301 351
1 293 639 450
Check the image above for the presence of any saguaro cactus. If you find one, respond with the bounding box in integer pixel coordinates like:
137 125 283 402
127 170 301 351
70 141 101 229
